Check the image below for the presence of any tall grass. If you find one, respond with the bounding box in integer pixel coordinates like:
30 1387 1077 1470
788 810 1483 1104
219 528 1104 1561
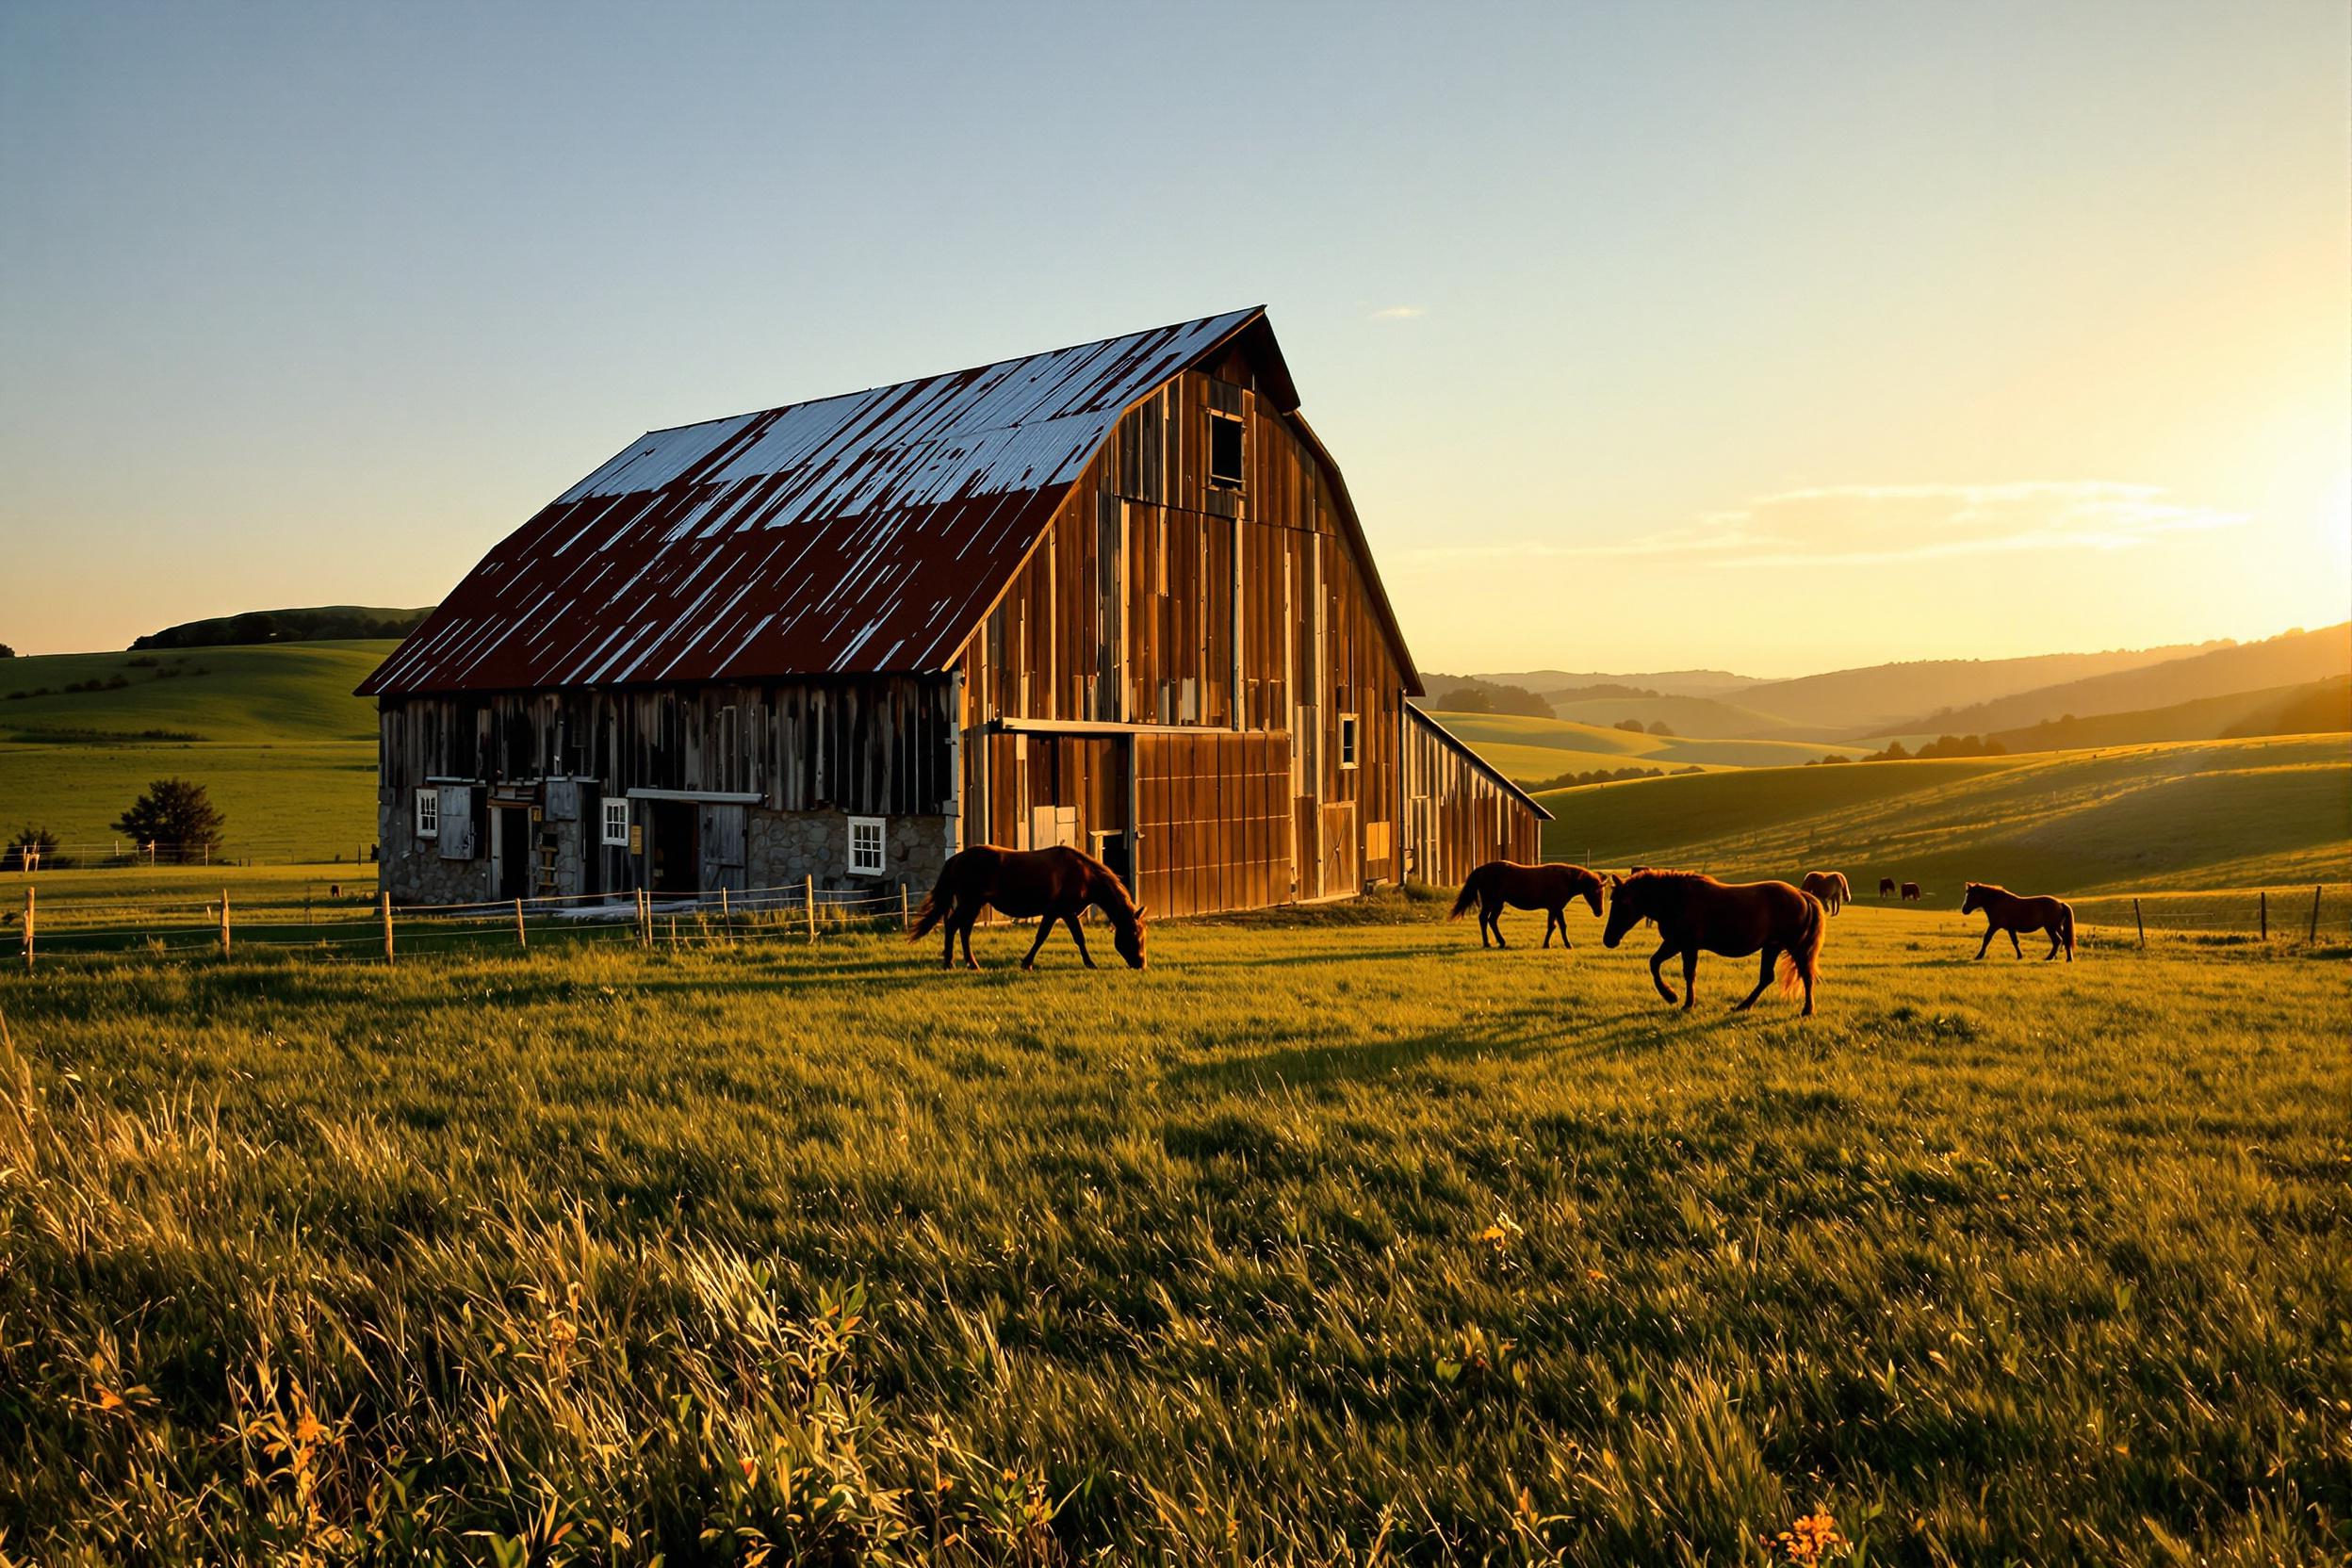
1 902 2344 1563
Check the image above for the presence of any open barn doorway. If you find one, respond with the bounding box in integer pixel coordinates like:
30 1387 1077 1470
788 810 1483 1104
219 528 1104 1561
645 800 699 894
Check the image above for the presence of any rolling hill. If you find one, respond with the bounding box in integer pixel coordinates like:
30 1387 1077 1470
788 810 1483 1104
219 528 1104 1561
1451 667 1770 698
1534 734 2350 899
1991 674 2352 752
1426 709 1866 784
1893 623 2351 739
1544 692 1820 739
1735 641 2225 734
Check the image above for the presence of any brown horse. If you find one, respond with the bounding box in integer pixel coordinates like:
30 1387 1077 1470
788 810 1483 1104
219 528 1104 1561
1901 882 1922 902
1449 860 1607 949
1961 882 2074 961
1603 871 1824 1016
910 844 1146 971
1801 871 1851 915
1878 876 1897 898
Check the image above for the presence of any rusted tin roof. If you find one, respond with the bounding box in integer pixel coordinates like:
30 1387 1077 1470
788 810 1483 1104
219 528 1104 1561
360 306 1420 697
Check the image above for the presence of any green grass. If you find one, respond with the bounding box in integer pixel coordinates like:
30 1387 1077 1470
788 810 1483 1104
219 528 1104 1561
1547 694 1812 741
1 901 2344 1564
1428 710 1861 785
0 641 392 863
1537 736 2352 902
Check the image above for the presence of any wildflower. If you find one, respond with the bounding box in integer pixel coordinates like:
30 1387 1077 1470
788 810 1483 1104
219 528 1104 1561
1766 1508 1851 1563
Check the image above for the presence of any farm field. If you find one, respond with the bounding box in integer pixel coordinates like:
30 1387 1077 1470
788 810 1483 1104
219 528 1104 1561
1537 735 2352 904
2 901 2344 1562
0 641 393 863
1425 710 1862 785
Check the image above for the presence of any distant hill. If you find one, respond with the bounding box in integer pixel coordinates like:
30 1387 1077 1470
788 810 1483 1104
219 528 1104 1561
1737 642 2224 735
1546 692 1821 740
1992 674 2351 753
132 605 430 651
1903 624 2350 739
1447 668 1769 699
1426 708 1867 784
1 642 392 743
1533 734 2350 898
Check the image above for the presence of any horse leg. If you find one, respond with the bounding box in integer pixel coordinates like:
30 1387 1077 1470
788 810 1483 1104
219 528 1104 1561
2009 928 2024 959
1542 906 1555 949
1478 901 1494 949
1020 919 1055 971
1648 940 1680 1005
1680 948 1700 1010
1736 948 1775 1011
940 917 956 969
2044 930 2062 961
1551 908 1571 950
1489 899 1508 948
958 911 981 971
1975 926 1994 960
1065 914 1097 969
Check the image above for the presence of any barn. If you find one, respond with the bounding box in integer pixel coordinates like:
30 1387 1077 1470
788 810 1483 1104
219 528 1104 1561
361 308 1547 914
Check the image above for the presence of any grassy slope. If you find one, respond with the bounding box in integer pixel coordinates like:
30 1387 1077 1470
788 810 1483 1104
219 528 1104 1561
1547 693 1808 740
1992 675 2352 752
1428 710 1861 783
2 906 2343 1563
1915 623 2352 739
0 641 391 861
1536 736 2352 899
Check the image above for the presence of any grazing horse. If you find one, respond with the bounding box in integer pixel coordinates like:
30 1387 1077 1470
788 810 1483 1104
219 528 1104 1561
1901 882 1922 902
910 844 1146 971
1603 870 1824 1016
1878 876 1897 899
1801 871 1852 915
1449 860 1607 949
1962 882 2075 962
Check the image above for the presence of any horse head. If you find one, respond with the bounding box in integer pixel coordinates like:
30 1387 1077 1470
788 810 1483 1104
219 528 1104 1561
1578 869 1606 918
1113 903 1148 969
1602 876 1648 948
1960 882 1985 915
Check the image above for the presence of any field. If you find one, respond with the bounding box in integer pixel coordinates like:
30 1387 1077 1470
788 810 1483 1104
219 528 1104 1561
1537 736 2352 904
2 898 2344 1563
1425 711 1862 786
0 641 391 862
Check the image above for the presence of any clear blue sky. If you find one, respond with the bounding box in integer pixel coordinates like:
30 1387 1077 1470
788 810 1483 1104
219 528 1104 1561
4 1 2345 674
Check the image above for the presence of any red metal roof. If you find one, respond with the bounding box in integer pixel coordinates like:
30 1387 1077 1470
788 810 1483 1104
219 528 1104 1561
360 309 1267 695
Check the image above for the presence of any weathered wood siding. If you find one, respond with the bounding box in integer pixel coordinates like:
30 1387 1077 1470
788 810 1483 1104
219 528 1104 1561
1400 708 1544 889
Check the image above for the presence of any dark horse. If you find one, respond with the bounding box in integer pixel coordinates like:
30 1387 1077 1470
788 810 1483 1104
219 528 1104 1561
1901 882 1922 902
1878 876 1897 898
910 844 1146 971
1961 882 2074 962
1603 871 1824 1016
1449 860 1607 949
1801 871 1851 915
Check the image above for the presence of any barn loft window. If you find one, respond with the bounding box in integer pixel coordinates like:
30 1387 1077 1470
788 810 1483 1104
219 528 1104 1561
414 789 439 839
1208 412 1245 491
601 798 630 847
1338 713 1361 770
848 816 887 877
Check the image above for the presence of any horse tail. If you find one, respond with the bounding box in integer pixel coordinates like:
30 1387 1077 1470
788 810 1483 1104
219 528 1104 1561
1779 893 1825 1000
2060 902 2076 957
909 858 961 942
1449 866 1485 921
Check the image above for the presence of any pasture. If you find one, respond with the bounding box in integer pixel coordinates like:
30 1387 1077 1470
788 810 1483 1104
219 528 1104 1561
3 899 2344 1563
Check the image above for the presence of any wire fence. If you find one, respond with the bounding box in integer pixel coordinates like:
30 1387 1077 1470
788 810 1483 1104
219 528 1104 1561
4 838 379 872
2068 885 2349 946
6 876 929 970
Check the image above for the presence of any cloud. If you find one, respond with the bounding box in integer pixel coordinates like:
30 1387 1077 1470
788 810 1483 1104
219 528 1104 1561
1368 305 1427 321
1400 481 2246 568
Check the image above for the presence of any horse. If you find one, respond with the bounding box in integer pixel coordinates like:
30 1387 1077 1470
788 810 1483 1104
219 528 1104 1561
1961 882 2075 962
1603 870 1824 1016
1448 861 1607 949
1878 876 1897 898
1901 882 1922 902
909 844 1146 971
1801 871 1851 915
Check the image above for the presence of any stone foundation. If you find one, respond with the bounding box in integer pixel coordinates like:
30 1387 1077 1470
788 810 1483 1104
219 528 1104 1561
748 808 950 896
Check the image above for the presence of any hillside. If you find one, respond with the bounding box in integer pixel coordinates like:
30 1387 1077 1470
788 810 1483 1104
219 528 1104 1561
0 641 392 861
1534 734 2350 898
1901 624 2351 738
1453 667 1769 698
1992 674 2351 752
1545 692 1816 739
1428 709 1865 784
1737 641 2222 734
129 604 431 651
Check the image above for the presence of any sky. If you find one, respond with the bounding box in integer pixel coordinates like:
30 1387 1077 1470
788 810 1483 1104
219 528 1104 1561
2 0 2345 678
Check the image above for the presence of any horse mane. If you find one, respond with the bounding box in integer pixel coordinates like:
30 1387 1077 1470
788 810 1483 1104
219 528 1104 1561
1965 880 2009 896
1620 868 1714 890
1089 858 1145 926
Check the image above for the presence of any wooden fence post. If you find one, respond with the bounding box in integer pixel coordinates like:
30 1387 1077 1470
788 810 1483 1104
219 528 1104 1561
2259 890 2267 941
381 891 395 965
220 890 231 957
2132 898 2145 949
2310 885 2324 945
900 881 911 931
514 897 527 949
21 887 32 972
805 874 817 940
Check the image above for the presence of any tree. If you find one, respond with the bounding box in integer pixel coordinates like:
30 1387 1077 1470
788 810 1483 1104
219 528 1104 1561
1435 686 1494 713
1614 718 1647 733
112 778 225 863
1646 720 1675 737
0 643 15 659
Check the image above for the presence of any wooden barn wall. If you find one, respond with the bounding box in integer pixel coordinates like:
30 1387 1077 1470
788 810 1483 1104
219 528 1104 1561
1400 715 1543 889
955 360 1408 909
1134 730 1293 919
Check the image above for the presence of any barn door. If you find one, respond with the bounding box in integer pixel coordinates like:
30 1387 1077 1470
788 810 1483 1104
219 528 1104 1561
1318 801 1357 899
698 803 746 892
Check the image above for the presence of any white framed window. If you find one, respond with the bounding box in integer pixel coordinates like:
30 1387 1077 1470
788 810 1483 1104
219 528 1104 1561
847 815 887 877
601 797 630 847
414 788 439 839
1207 411 1245 490
1338 712 1361 770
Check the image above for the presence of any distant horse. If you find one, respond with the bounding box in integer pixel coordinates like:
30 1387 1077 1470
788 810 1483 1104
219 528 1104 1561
1603 870 1824 1016
1878 877 1897 899
1901 882 1922 902
1962 882 2074 962
910 844 1146 971
1449 860 1607 949
1801 871 1851 915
